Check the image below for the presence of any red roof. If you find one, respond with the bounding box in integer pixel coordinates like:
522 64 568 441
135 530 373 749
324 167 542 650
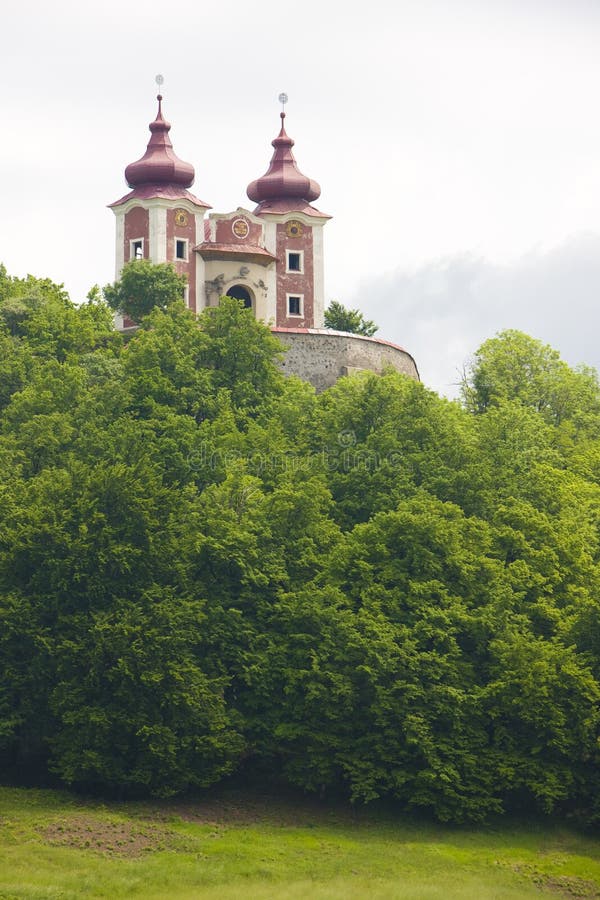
247 113 324 215
195 242 276 265
109 185 210 209
110 95 211 208
251 198 330 219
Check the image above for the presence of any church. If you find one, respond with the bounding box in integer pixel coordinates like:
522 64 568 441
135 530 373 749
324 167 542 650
109 88 418 389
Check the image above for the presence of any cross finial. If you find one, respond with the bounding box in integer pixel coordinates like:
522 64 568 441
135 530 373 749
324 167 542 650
278 92 288 114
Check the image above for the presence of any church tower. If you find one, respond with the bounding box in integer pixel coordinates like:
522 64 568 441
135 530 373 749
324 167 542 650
109 91 211 322
246 101 330 328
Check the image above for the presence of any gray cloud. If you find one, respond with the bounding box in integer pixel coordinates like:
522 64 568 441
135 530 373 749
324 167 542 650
348 233 600 397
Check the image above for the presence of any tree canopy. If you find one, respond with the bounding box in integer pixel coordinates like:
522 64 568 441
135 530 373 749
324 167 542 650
103 260 187 323
1 268 600 823
324 300 378 336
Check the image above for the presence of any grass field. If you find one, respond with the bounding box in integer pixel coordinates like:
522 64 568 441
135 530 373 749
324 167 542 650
1 786 600 899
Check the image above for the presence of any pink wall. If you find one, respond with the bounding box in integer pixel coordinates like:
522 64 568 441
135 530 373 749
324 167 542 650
124 207 149 261
276 224 314 327
166 208 198 312
215 214 262 246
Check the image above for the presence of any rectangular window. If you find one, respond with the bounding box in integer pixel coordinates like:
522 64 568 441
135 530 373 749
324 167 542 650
288 295 302 316
175 239 188 261
286 250 303 273
130 239 144 260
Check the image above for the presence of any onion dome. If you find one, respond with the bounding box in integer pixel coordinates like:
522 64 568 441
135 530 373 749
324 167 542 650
124 95 195 189
247 112 321 206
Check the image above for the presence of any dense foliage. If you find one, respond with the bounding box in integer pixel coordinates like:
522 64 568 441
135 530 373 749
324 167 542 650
103 260 187 323
1 264 600 822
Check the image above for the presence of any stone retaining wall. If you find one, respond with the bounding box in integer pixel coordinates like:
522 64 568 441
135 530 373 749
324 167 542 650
272 327 419 392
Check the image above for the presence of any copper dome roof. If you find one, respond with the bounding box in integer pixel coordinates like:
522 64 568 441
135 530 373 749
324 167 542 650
124 95 195 189
247 113 321 206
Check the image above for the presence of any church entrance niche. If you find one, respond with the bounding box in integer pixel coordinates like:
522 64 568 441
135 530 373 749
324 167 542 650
226 285 253 309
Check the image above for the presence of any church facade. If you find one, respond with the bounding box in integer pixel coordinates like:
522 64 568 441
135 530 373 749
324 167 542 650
109 93 419 388
109 93 329 330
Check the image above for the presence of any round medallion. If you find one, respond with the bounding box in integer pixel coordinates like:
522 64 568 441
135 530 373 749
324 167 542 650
286 220 303 238
174 209 188 227
232 217 250 239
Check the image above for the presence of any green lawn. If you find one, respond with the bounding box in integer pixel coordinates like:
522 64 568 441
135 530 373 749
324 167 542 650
1 786 599 899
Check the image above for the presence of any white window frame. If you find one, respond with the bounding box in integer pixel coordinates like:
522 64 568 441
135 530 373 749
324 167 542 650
286 249 304 274
286 293 304 317
130 238 144 261
175 238 189 262
182 282 190 307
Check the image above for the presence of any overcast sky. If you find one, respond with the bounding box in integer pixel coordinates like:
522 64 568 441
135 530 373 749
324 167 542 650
2 0 600 395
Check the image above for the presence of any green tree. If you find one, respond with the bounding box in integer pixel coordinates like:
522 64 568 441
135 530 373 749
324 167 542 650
461 329 600 428
195 296 285 416
0 269 117 362
250 496 505 821
482 630 600 814
324 300 378 336
104 260 187 322
313 370 485 527
121 302 216 421
49 589 244 797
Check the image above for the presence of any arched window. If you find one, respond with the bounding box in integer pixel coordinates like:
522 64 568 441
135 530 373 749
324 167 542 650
226 285 253 309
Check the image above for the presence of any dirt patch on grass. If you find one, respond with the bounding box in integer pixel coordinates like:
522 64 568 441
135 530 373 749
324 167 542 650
512 864 600 898
41 814 190 857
